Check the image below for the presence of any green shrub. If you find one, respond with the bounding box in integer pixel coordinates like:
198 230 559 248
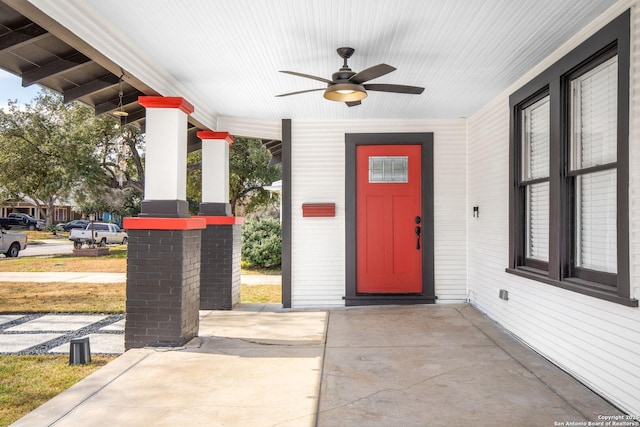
241 218 282 268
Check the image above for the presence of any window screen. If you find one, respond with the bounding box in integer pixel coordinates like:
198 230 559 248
522 97 550 181
570 56 618 171
575 171 617 273
571 56 618 274
522 96 550 262
526 183 549 261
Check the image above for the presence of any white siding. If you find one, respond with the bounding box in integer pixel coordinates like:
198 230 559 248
467 0 640 413
291 119 467 307
217 116 281 141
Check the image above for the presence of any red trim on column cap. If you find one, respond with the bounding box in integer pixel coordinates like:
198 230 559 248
193 216 244 225
124 217 206 230
138 96 194 115
197 131 234 146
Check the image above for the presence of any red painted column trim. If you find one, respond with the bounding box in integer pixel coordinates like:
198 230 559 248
197 131 234 146
138 96 195 115
124 217 206 230
193 216 244 225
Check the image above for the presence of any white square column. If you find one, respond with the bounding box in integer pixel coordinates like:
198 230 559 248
198 131 234 216
195 130 242 310
138 96 194 217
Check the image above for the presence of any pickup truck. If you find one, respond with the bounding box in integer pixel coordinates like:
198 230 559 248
0 229 28 257
69 222 128 248
0 213 45 231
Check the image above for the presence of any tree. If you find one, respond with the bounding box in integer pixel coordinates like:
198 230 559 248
241 218 282 267
0 90 145 223
186 150 202 215
73 116 145 217
0 91 100 225
229 137 281 216
186 137 281 216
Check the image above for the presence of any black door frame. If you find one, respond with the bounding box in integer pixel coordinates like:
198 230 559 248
345 132 436 306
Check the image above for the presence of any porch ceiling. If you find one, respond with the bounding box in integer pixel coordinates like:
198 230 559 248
1 0 618 131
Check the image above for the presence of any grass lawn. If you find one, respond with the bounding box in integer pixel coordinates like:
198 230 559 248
1 250 279 276
0 282 281 313
0 282 126 313
0 249 127 273
0 282 280 313
0 250 282 312
0 355 116 427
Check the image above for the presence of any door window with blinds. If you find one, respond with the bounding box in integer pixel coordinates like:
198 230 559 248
507 10 633 306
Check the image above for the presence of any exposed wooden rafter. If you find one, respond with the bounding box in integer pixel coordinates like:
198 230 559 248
21 51 91 86
63 73 119 103
0 21 47 51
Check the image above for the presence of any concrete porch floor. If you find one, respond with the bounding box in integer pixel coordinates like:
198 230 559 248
11 304 623 427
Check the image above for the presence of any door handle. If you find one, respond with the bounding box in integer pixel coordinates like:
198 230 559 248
415 226 421 250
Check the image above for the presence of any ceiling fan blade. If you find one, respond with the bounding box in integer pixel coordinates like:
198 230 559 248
345 100 361 107
279 70 334 85
275 88 325 97
364 83 425 94
349 64 396 84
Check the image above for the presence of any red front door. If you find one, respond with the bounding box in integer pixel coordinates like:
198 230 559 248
356 144 422 293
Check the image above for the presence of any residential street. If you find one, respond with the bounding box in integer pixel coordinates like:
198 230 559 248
19 239 74 257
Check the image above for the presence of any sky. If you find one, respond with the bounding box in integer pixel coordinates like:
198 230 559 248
0 68 42 110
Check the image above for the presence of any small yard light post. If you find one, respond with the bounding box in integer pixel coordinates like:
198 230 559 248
69 336 91 365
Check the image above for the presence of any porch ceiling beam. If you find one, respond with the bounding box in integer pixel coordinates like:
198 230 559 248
262 139 282 157
262 140 282 154
63 73 119 103
94 90 143 115
0 21 48 52
263 139 280 149
187 127 201 153
21 51 91 86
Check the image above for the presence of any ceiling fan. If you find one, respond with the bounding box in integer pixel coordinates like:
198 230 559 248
276 47 425 107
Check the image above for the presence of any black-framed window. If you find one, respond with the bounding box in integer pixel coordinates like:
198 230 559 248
507 10 636 307
518 91 550 272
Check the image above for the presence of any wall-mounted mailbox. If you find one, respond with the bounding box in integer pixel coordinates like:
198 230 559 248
302 203 335 217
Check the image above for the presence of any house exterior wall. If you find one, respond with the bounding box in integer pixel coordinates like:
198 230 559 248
466 0 640 413
1 202 76 222
290 119 467 307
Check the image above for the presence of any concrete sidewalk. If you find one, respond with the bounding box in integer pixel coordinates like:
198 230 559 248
10 304 623 427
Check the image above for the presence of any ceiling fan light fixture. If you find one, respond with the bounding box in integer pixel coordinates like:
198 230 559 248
324 83 367 102
277 47 423 106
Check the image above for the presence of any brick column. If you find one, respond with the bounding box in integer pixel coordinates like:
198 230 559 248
198 216 243 310
123 97 204 350
197 131 243 310
124 218 204 348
